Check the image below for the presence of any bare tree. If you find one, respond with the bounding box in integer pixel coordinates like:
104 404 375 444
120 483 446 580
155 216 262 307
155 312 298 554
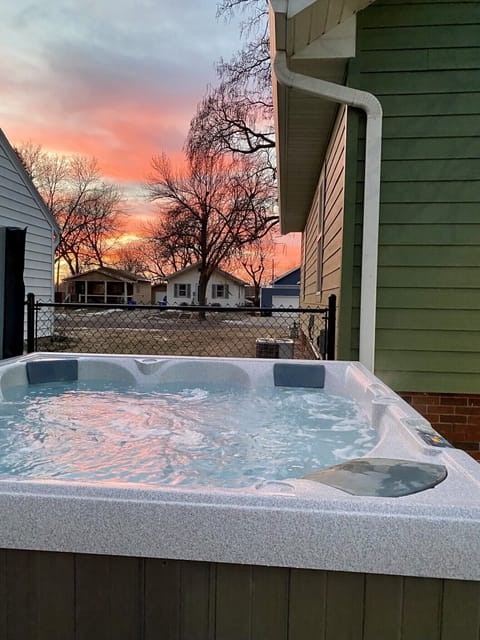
108 241 152 277
235 234 275 305
217 0 267 23
107 235 189 281
142 219 198 278
186 0 274 175
16 143 124 278
146 149 277 307
79 185 123 269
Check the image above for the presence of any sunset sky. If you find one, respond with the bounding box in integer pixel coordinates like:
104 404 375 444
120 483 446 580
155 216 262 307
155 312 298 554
1 0 300 276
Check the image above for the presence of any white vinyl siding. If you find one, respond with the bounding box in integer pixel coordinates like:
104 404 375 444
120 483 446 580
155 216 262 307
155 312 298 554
0 139 56 303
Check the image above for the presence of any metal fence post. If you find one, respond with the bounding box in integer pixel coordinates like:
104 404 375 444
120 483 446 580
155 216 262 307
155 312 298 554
326 294 336 360
26 292 35 353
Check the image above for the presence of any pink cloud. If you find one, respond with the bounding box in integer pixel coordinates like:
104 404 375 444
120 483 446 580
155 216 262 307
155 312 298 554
0 2 302 265
5 96 193 183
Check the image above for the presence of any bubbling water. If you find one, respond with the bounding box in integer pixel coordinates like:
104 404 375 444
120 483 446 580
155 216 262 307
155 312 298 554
0 381 378 487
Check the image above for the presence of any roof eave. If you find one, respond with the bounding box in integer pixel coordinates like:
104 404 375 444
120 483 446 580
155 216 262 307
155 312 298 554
270 0 375 232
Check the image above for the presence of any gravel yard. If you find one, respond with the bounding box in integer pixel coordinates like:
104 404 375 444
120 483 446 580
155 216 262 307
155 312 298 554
34 308 318 359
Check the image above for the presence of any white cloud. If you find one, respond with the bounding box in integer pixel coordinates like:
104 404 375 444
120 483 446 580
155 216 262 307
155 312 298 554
1 1 244 126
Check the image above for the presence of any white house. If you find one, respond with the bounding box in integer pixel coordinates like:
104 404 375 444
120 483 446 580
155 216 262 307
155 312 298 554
0 129 60 303
166 264 247 307
0 129 60 342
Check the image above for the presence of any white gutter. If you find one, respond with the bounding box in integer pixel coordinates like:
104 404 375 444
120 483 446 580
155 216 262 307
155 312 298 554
273 51 382 372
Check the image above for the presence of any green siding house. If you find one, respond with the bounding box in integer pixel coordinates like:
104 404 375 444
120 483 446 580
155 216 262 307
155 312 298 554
270 0 480 457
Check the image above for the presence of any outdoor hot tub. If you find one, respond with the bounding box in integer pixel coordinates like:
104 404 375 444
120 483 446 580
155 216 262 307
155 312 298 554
0 352 479 639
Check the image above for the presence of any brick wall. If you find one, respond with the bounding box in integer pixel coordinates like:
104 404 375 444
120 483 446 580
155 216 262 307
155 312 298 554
401 392 480 461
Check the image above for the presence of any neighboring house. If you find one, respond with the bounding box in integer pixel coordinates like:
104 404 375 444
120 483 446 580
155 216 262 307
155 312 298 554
0 128 60 303
0 128 60 340
63 267 151 304
269 1 480 457
260 266 301 308
166 264 246 307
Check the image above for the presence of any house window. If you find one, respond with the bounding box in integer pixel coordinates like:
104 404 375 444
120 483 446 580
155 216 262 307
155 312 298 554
316 171 325 293
212 284 229 298
174 283 191 298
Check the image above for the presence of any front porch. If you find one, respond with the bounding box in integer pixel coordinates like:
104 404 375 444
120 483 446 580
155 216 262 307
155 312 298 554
67 280 135 304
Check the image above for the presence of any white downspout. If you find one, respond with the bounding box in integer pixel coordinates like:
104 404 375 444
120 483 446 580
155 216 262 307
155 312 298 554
273 51 382 371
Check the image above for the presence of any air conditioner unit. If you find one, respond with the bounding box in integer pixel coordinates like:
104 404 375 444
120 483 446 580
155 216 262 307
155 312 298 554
255 338 294 359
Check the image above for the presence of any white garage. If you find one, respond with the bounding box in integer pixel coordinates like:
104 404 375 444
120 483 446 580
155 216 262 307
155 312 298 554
272 295 300 308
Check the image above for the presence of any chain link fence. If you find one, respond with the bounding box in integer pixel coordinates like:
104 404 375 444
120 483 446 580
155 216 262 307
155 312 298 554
26 294 336 360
